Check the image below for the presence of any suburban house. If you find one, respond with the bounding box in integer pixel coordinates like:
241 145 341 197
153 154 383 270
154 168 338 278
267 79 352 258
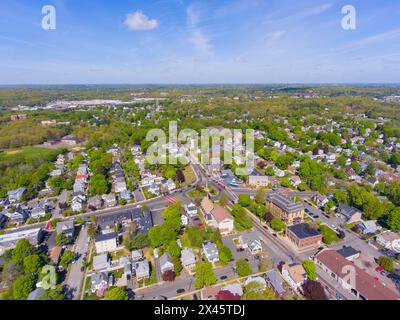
185 203 198 217
312 193 329 208
91 272 109 296
6 208 29 224
93 253 111 271
337 204 363 224
159 252 174 274
48 245 62 264
102 194 117 208
95 232 118 254
56 221 75 239
202 241 219 264
88 196 103 211
281 263 307 291
265 270 286 298
30 203 47 219
336 246 361 261
134 260 150 280
266 192 304 226
71 196 84 212
359 220 382 235
376 231 400 253
286 223 322 250
201 286 222 300
181 247 196 272
131 206 153 234
243 276 267 287
314 249 400 300
200 197 234 235
7 187 26 203
0 213 7 229
131 249 144 262
238 233 263 255
290 175 302 187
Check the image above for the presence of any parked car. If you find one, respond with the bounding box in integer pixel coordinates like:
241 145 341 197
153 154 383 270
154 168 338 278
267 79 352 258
177 289 185 294
220 275 228 280
376 266 385 273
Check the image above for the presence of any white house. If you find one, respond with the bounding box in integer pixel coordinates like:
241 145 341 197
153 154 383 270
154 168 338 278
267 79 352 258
238 234 263 255
376 231 400 253
185 203 198 217
200 197 234 235
202 241 219 264
281 263 306 291
181 248 196 272
95 232 118 254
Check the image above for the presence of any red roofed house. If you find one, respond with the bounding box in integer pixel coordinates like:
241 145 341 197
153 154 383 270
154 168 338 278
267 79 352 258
314 249 400 300
216 290 241 300
200 197 234 235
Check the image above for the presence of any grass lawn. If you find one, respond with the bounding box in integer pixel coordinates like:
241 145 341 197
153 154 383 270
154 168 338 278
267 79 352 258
181 165 197 187
142 187 157 200
319 225 340 244
83 276 99 300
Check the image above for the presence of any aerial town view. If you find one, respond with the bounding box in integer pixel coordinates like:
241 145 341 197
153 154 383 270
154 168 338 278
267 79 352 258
0 0 400 309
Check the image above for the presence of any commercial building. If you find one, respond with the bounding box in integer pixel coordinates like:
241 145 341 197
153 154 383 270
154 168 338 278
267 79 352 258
266 192 304 226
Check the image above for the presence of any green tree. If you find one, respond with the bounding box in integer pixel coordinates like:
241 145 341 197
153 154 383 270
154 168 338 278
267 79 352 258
89 174 109 195
270 217 286 232
23 254 44 275
235 258 252 277
387 209 400 231
242 281 276 300
12 239 36 264
218 191 229 207
40 286 65 300
55 232 70 246
255 188 266 204
265 166 275 176
104 287 129 300
167 240 181 258
218 245 233 265
302 260 317 281
60 250 75 267
238 194 251 207
48 176 68 195
377 256 394 272
12 275 36 300
194 261 217 289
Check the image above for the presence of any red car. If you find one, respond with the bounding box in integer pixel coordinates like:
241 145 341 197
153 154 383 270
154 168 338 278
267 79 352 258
375 266 384 272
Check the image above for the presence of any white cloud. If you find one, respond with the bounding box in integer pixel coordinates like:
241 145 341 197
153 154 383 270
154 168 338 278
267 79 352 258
124 11 158 31
190 29 212 54
265 30 287 40
186 4 213 54
347 29 400 48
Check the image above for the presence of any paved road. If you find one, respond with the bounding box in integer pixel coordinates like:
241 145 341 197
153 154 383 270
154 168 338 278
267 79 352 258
65 226 89 300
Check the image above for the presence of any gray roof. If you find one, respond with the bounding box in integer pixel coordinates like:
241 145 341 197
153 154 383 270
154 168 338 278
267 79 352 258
337 204 362 218
267 192 304 214
27 287 45 300
95 232 117 242
336 246 360 258
56 220 74 234
287 223 321 239
265 270 285 294
159 252 172 267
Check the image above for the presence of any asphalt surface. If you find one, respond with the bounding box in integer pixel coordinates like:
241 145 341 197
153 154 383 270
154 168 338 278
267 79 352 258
65 226 89 300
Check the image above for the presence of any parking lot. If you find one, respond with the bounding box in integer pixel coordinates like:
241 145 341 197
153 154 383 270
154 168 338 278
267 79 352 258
222 232 262 271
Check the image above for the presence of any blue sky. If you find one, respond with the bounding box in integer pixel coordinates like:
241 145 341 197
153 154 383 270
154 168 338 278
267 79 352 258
1 0 400 84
